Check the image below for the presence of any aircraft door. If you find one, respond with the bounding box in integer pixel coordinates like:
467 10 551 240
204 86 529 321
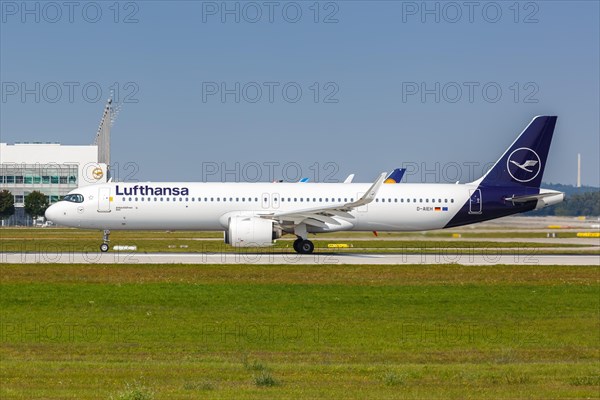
469 189 482 214
98 187 111 213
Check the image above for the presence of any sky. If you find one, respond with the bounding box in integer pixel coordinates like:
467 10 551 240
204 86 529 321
1 0 599 186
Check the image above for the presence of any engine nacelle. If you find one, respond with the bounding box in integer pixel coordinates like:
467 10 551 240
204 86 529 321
224 216 278 247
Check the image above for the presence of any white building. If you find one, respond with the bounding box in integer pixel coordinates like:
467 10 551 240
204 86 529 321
0 143 108 225
0 100 113 225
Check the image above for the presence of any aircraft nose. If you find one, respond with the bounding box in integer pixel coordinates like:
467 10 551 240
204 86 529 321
45 203 62 223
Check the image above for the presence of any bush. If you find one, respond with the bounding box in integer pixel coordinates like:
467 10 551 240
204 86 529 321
254 371 278 387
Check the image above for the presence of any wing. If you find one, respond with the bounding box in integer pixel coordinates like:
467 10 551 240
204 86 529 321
259 172 387 228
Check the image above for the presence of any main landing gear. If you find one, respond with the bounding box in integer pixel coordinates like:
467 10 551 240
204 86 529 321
100 229 110 252
293 238 314 254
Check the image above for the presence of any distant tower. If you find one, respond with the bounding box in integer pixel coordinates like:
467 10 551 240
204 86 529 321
577 153 581 187
94 98 117 179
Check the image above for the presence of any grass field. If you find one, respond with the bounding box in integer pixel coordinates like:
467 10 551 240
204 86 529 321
1 263 598 399
1 228 597 255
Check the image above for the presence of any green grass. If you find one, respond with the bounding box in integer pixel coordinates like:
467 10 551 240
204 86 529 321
1 263 598 399
1 228 596 255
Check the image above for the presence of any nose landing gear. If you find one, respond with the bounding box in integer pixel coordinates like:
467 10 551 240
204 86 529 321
100 230 110 252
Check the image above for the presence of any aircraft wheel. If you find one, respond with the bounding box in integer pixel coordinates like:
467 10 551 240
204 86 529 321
100 243 109 253
293 238 303 253
299 240 314 254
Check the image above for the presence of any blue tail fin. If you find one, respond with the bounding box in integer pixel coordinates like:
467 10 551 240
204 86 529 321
479 116 557 188
385 168 407 183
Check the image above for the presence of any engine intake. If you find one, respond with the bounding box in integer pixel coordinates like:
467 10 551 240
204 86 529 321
224 216 278 247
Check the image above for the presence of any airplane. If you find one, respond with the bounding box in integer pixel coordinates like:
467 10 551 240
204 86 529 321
385 168 407 183
45 116 565 254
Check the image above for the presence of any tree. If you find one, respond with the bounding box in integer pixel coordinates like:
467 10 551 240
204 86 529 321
0 190 15 221
24 191 49 220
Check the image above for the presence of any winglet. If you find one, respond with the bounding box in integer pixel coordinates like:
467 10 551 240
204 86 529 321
349 172 387 208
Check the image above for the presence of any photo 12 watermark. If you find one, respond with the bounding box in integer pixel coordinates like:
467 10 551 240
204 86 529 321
399 321 539 345
200 321 337 345
201 161 340 182
200 1 340 24
201 81 340 104
1 321 139 343
401 81 540 104
1 1 140 24
1 81 140 104
400 1 540 24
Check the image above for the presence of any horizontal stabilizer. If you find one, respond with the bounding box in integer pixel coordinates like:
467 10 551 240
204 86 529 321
504 190 564 210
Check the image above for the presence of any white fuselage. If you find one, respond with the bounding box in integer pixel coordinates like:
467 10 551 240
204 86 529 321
46 182 475 232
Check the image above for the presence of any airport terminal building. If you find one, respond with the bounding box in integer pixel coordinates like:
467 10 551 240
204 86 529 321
0 143 108 225
0 101 112 226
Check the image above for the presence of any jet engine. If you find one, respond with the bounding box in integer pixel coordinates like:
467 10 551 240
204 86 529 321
224 216 281 247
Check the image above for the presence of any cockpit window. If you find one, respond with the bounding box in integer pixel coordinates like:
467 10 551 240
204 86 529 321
63 194 84 203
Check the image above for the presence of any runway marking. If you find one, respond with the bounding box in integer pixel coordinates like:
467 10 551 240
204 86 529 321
1 252 598 266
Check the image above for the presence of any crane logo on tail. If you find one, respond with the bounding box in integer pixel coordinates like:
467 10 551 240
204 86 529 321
507 147 541 183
